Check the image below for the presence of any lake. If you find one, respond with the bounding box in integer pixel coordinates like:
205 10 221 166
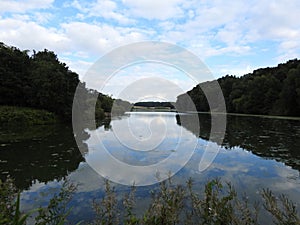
1 112 300 223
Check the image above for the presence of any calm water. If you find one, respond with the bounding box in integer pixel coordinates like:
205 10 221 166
1 113 300 223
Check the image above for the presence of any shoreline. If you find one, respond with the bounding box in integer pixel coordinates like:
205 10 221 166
183 111 300 121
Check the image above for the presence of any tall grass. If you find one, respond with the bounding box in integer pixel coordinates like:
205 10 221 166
0 178 78 225
91 178 299 225
0 177 299 225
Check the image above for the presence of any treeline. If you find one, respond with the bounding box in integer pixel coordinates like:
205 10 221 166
177 59 300 116
0 42 128 122
3 42 299 118
134 101 175 108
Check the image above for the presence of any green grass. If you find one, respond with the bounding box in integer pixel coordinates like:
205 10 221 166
0 106 60 126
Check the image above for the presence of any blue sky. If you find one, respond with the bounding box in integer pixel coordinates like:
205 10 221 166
1 0 300 100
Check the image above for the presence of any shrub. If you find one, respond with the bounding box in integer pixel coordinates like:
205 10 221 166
0 106 59 126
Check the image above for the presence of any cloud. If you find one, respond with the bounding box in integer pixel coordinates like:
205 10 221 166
213 63 253 77
155 1 253 57
89 0 133 24
103 75 193 102
0 0 54 13
69 0 134 24
242 1 300 51
122 0 185 20
1 0 300 89
32 12 53 24
82 59 196 101
0 17 149 74
0 18 70 53
157 0 300 62
60 57 93 79
61 22 148 56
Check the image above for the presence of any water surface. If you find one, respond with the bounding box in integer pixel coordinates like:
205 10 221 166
0 113 300 223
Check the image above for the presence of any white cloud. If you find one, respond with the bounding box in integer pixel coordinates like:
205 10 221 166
0 18 70 53
10 13 31 21
0 17 149 75
213 63 253 77
33 12 53 24
206 45 251 57
61 22 147 56
215 22 245 46
69 0 134 24
1 0 300 90
155 1 253 57
88 0 131 23
0 0 54 13
99 63 196 101
60 57 93 79
69 0 88 12
158 0 300 66
243 1 300 45
122 0 184 20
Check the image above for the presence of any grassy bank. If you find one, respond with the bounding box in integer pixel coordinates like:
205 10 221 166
0 106 60 126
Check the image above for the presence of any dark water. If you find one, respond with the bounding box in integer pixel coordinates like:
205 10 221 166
1 113 300 223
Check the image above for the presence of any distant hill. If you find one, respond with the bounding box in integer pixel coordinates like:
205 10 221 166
134 101 175 109
132 102 176 112
176 59 300 116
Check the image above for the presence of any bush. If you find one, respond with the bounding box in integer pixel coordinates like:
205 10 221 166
0 106 59 126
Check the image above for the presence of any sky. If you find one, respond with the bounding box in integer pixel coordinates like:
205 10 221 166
1 0 300 101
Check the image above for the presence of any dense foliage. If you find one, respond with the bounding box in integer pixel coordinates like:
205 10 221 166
177 59 300 116
0 106 58 126
0 43 78 120
0 42 119 122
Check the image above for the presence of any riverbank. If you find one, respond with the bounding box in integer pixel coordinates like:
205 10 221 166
0 106 60 126
180 111 300 121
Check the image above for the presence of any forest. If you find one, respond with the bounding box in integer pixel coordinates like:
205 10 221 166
177 59 300 116
1 42 300 120
0 42 129 124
